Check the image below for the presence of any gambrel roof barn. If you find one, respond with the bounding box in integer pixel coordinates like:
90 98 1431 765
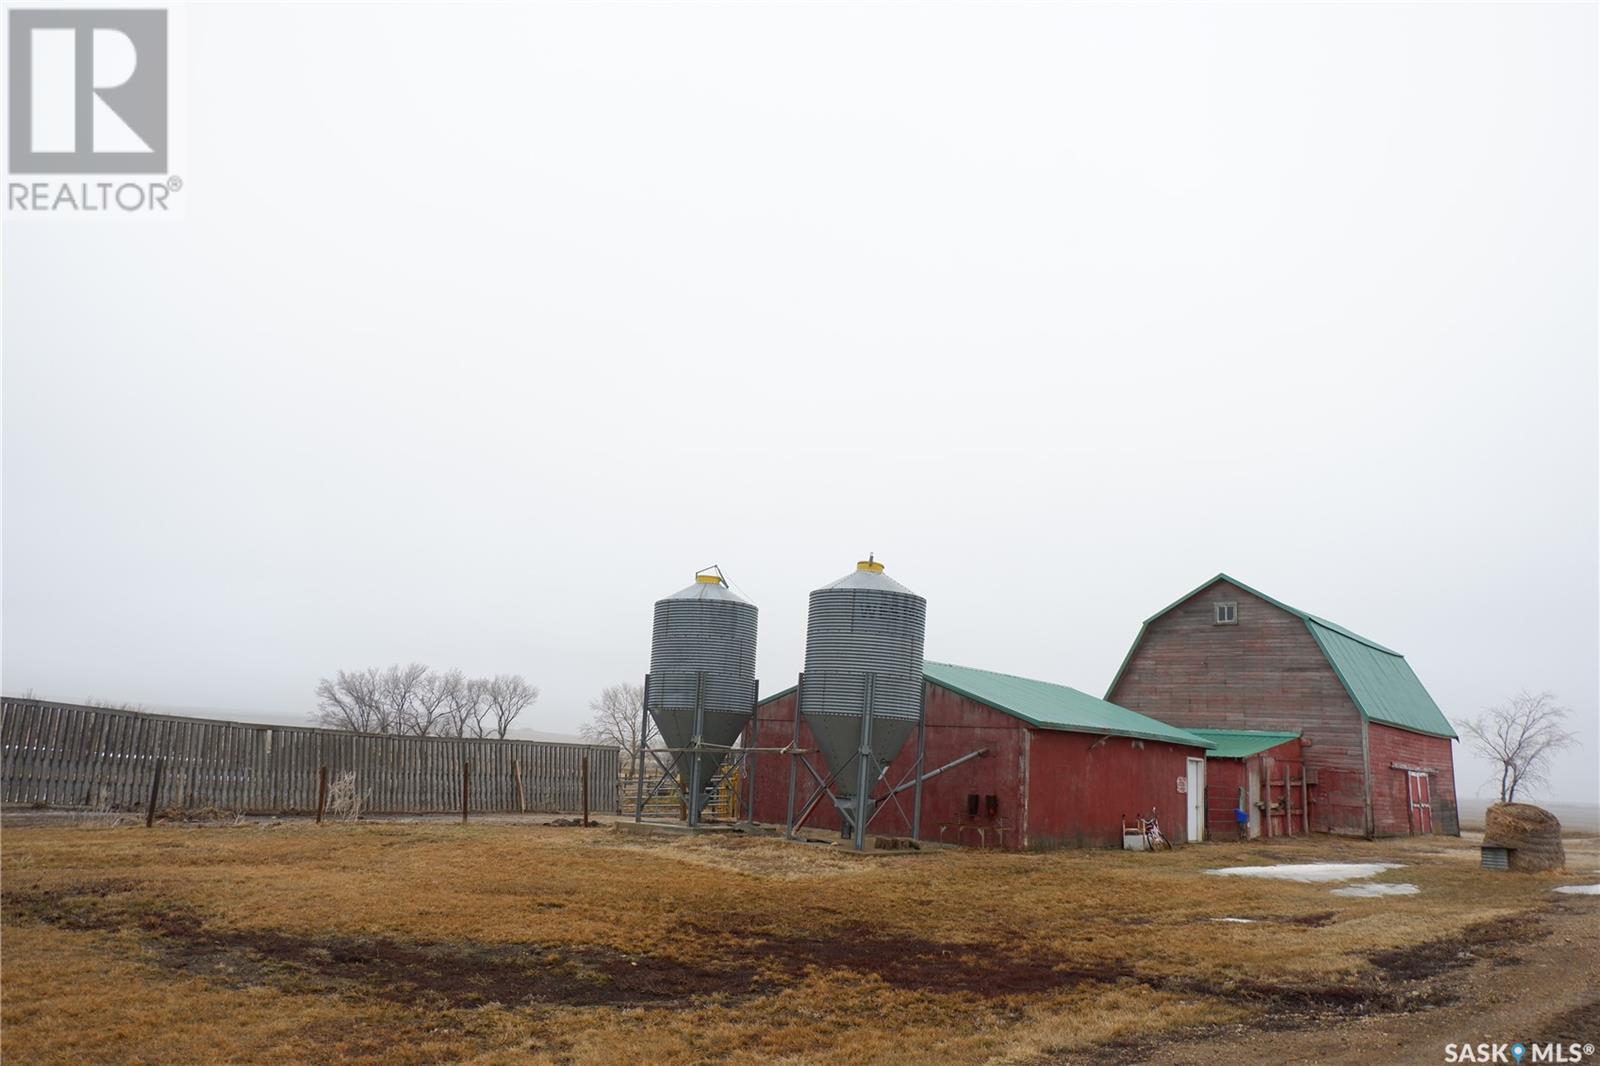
1106 574 1458 837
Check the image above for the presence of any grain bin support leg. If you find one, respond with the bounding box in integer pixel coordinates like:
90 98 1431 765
785 673 803 840
911 680 928 843
852 675 876 852
634 674 651 823
744 680 760 825
687 672 707 828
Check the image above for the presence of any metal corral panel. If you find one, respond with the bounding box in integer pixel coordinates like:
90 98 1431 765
799 560 926 795
1481 846 1511 871
646 574 758 810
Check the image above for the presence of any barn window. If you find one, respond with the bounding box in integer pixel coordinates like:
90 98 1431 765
1214 601 1237 625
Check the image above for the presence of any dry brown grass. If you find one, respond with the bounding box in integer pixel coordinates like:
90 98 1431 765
1 819 1585 1064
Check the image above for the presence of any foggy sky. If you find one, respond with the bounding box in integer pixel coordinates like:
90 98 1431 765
4 2 1596 801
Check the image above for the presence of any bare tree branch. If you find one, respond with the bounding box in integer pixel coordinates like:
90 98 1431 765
377 662 429 735
315 667 539 741
408 668 460 737
443 675 491 738
1456 691 1579 802
581 683 646 766
314 668 383 732
485 674 538 739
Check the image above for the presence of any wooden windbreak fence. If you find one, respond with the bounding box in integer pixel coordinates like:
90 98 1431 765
0 698 619 815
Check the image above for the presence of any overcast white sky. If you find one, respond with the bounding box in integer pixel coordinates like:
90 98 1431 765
4 2 1596 801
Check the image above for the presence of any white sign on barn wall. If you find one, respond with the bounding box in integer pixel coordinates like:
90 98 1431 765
1176 776 1187 794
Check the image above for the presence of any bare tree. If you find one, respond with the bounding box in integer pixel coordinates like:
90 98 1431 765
406 668 459 737
444 675 491 738
370 662 426 735
485 674 539 739
581 683 645 766
1456 691 1579 802
314 668 384 732
315 667 538 740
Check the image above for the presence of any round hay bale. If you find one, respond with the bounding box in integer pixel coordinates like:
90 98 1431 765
1482 802 1565 872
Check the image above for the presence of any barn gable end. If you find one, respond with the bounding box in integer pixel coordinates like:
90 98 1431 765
1105 577 1367 776
1105 574 1458 838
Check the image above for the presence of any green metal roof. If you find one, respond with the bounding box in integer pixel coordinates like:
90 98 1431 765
1189 729 1301 759
758 665 1213 748
923 662 1213 748
1306 621 1456 739
756 685 796 706
1107 573 1456 740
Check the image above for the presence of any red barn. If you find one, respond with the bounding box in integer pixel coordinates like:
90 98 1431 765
1106 574 1459 838
745 661 1214 849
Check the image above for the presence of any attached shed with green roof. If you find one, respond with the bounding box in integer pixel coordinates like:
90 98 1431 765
743 661 1215 849
1106 574 1459 838
1189 729 1307 840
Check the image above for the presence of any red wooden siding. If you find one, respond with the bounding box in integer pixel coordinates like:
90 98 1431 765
743 687 1027 846
1108 580 1369 834
1024 731 1198 848
1366 722 1458 836
1204 736 1305 840
743 685 1206 849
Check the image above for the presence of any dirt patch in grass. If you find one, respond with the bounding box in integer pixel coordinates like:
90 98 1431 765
6 880 1473 1021
726 924 1134 996
4 882 752 1009
1368 912 1547 983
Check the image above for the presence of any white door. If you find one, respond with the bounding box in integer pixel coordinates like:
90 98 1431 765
1186 758 1206 842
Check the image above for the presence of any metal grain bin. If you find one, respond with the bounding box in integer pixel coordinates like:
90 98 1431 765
646 570 758 814
799 558 926 803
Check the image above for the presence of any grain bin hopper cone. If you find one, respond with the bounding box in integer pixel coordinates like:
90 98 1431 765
644 569 759 822
799 557 927 846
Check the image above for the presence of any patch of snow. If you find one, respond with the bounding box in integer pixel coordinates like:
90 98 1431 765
1552 884 1600 895
1208 917 1257 923
1331 882 1420 898
1205 862 1403 883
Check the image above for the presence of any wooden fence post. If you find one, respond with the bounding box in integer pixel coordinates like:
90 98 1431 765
145 759 165 828
581 754 590 827
316 766 328 824
512 758 525 814
461 761 470 824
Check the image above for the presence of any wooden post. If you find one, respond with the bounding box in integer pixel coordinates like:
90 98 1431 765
1262 761 1272 839
315 766 328 824
461 761 470 824
1284 762 1293 837
512 757 525 813
581 754 590 827
144 759 165 828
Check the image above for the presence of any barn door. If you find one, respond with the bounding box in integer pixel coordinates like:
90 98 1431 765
1186 758 1206 842
1407 771 1433 834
